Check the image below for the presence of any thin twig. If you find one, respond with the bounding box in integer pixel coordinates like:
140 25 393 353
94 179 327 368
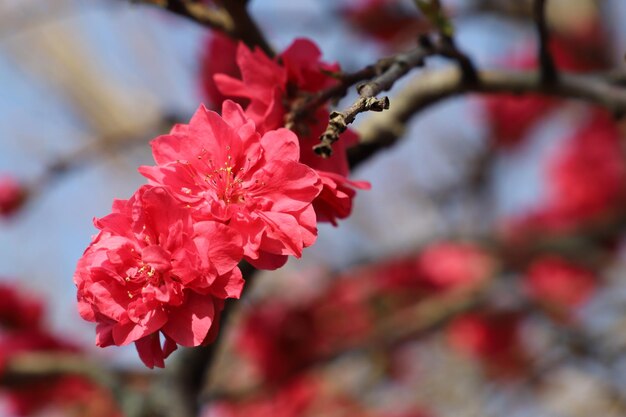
286 65 385 131
533 0 557 83
130 0 273 56
349 67 626 168
131 0 234 34
221 0 274 57
314 45 434 157
435 35 478 84
314 31 482 158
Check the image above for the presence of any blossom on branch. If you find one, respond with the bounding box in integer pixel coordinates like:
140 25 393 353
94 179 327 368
214 39 370 226
74 185 244 368
140 101 322 269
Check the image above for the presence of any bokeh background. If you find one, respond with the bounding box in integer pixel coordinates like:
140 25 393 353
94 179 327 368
3 0 626 416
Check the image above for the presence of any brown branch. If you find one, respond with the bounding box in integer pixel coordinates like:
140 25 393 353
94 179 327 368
1 352 156 417
286 65 385 131
533 0 557 83
130 0 273 56
414 0 478 83
314 45 434 157
472 0 533 19
314 30 481 158
206 284 490 402
170 262 258 417
131 0 234 33
3 353 114 384
220 0 274 57
434 36 478 85
338 287 487 353
348 68 626 168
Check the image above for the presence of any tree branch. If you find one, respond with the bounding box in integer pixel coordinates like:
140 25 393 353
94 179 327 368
314 28 482 158
220 0 274 57
130 0 273 56
131 0 234 34
1 353 153 417
286 64 386 131
349 68 626 168
313 45 434 157
533 0 557 83
169 262 258 417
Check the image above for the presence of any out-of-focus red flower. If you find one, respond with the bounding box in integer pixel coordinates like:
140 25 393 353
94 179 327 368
341 0 427 48
0 283 42 331
311 278 374 351
0 329 76 376
140 101 322 270
447 311 527 377
237 245 503 386
0 284 69 374
544 110 626 227
207 377 328 417
200 33 244 109
0 175 26 217
74 185 244 368
237 304 317 384
525 256 597 312
215 39 370 225
206 375 430 417
0 283 121 416
507 109 626 235
483 25 609 147
237 280 373 384
483 91 557 148
415 242 495 291
548 20 609 73
8 375 122 417
482 47 554 147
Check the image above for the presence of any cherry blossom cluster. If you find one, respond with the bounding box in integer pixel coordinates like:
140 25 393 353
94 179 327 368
207 37 371 225
75 38 370 368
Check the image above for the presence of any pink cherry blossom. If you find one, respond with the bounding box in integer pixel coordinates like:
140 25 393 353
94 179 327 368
215 39 370 225
139 101 322 270
74 185 244 368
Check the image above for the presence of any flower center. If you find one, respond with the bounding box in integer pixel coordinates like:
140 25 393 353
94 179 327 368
125 263 161 299
198 147 246 205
